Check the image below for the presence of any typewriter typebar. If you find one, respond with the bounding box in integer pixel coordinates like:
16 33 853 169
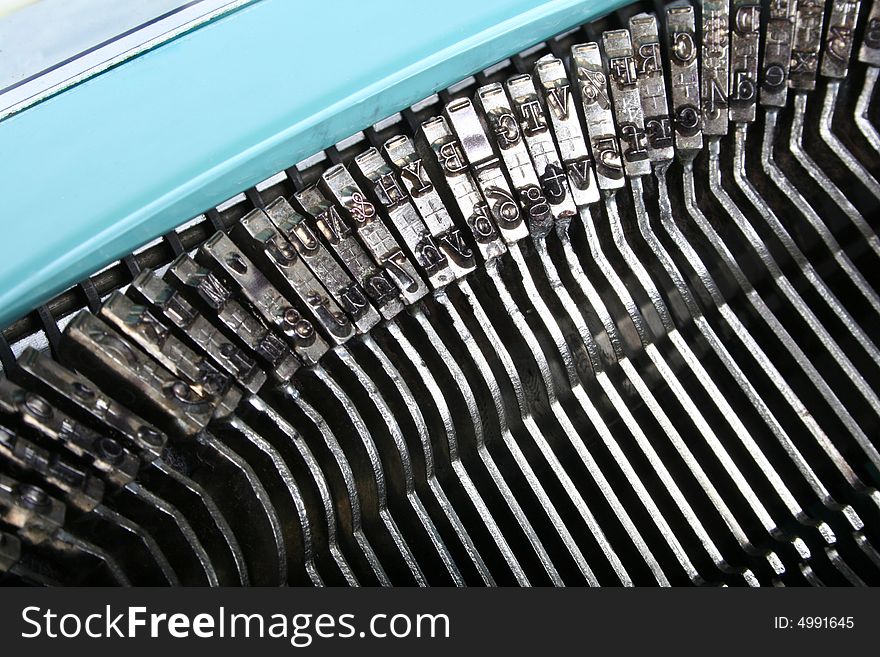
3 0 880 587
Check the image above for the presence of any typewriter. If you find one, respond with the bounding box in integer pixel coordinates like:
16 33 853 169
1 0 879 586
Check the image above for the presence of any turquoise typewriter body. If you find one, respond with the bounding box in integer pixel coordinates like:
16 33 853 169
0 0 624 328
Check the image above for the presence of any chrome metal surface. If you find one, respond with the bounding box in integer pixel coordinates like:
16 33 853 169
4 0 880 587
